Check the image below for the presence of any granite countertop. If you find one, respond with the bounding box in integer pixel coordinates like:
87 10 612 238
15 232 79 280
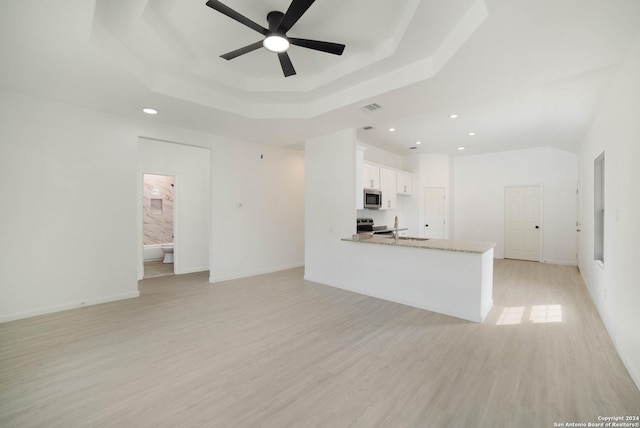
342 234 495 254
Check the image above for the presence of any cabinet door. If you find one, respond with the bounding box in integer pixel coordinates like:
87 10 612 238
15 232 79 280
380 168 397 210
363 165 380 190
397 172 412 195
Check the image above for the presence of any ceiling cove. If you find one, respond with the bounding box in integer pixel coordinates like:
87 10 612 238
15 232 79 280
90 0 488 119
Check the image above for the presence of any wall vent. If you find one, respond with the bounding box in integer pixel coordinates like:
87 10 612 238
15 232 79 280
409 146 418 150
362 126 374 130
361 103 382 112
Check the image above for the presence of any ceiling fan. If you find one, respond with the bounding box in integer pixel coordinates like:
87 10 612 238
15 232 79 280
205 0 346 77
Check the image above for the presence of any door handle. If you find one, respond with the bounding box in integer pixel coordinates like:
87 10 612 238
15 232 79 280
535 225 539 229
425 224 429 227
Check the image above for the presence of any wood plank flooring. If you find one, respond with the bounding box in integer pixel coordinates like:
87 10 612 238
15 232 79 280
143 260 174 278
1 260 639 427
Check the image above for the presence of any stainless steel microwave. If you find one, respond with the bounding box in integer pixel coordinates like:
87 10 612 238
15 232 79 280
364 188 382 209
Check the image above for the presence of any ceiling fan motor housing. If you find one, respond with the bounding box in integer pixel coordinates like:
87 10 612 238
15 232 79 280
267 11 285 32
206 0 346 77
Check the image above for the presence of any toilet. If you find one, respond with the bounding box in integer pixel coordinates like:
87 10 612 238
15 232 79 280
160 243 174 263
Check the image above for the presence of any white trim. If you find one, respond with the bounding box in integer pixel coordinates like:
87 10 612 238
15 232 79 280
209 263 304 283
618 349 640 393
541 260 579 267
0 291 140 324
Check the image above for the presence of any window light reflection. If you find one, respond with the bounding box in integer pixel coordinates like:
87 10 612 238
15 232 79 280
530 305 562 323
496 305 563 325
496 306 525 325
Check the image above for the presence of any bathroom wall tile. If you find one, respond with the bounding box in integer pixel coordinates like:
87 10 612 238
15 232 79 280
143 174 174 245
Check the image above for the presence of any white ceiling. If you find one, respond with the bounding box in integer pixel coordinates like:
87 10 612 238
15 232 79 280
1 0 639 155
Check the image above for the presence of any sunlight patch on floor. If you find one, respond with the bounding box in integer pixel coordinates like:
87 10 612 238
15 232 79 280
496 304 563 325
530 304 562 323
496 306 525 325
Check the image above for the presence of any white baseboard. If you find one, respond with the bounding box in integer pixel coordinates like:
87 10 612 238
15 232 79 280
209 263 304 283
579 271 640 393
619 349 640 393
542 259 578 266
0 291 140 324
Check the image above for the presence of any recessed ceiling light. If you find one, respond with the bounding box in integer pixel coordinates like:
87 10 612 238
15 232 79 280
468 132 476 136
143 108 158 115
415 141 422 145
389 128 396 132
457 146 466 151
450 114 459 119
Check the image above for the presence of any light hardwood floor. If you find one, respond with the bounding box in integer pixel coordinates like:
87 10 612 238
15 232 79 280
1 260 639 427
143 260 174 278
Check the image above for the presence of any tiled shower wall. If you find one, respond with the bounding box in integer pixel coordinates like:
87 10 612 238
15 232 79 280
143 174 174 245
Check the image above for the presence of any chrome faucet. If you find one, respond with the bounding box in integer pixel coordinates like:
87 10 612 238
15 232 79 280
393 215 399 244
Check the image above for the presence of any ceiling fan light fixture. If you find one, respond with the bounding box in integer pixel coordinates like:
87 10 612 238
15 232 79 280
263 35 290 53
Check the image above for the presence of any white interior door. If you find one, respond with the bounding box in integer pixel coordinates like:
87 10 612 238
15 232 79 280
424 188 445 239
504 186 541 261
576 179 582 269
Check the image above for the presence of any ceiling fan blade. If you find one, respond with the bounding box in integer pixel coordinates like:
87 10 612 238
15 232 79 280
278 52 296 77
205 0 268 35
289 38 345 55
278 0 316 33
220 41 264 60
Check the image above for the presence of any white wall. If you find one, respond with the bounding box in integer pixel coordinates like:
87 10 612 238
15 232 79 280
209 140 305 282
453 147 578 264
360 142 405 169
138 138 210 277
133 125 305 283
0 90 139 321
305 129 357 283
577 34 640 390
0 88 306 321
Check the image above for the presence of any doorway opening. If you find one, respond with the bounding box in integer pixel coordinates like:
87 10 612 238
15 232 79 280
142 174 175 278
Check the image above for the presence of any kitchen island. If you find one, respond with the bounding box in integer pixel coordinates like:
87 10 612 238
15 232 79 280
339 234 495 322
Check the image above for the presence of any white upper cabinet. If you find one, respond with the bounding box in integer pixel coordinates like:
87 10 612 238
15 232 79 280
397 171 412 195
380 168 397 210
363 164 380 190
360 159 412 210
